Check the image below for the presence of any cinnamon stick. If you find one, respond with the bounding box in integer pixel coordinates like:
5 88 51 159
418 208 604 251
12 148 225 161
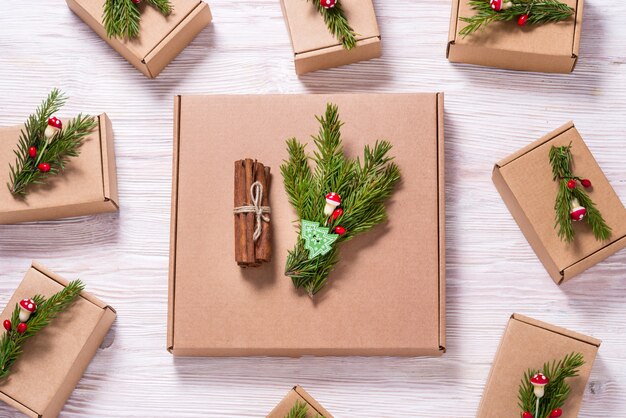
255 165 272 263
243 159 257 266
234 160 247 265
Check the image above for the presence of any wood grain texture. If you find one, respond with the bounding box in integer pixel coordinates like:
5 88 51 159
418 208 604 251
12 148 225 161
0 0 625 416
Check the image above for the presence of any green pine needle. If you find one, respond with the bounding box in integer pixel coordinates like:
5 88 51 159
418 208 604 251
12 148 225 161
281 104 401 297
8 89 98 197
517 352 585 418
103 0 172 39
0 280 85 380
307 0 357 50
459 0 575 37
285 400 324 418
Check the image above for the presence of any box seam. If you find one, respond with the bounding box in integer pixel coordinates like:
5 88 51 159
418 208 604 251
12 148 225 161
497 124 576 168
0 392 40 418
97 114 118 210
561 234 626 280
436 92 446 353
294 386 327 417
294 35 381 56
513 315 601 347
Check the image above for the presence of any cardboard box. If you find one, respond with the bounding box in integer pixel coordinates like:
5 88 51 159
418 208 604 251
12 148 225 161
0 262 116 418
0 114 119 224
267 386 333 418
280 0 381 75
478 314 600 417
168 93 445 356
493 122 626 284
67 0 212 78
447 0 583 72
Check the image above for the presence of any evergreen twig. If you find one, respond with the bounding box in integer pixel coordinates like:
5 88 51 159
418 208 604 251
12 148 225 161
306 0 357 50
281 104 401 297
517 352 585 418
0 280 85 380
549 144 611 242
8 89 98 197
459 0 574 37
103 0 172 39
285 400 324 418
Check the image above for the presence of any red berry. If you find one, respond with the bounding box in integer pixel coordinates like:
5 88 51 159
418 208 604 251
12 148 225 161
38 163 51 172
132 0 141 3
567 179 576 189
331 208 344 221
17 323 27 333
581 179 592 188
550 409 563 418
334 226 346 236
29 147 37 158
3 320 11 331
320 0 336 8
522 412 533 418
518 14 529 26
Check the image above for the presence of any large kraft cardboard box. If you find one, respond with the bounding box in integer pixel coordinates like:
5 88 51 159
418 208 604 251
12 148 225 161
267 386 333 418
280 0 381 75
0 114 119 224
478 314 600 417
447 0 583 72
493 122 626 284
67 0 212 78
0 262 116 418
168 93 445 356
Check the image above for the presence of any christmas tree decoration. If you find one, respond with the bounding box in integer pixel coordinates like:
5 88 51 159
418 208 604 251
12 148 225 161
103 0 173 39
0 280 84 379
549 144 611 242
459 0 575 37
518 352 584 418
7 89 97 197
281 103 401 296
306 0 357 49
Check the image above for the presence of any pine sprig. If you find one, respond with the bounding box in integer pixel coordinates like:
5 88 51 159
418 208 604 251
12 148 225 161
517 352 585 418
8 89 98 197
549 144 611 242
281 104 401 296
0 280 85 380
307 0 357 50
103 0 172 39
459 0 575 37
285 400 324 418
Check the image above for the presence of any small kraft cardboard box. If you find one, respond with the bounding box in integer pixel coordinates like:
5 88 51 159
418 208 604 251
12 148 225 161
280 0 381 75
169 93 445 356
0 262 116 418
493 122 626 284
67 0 212 78
267 386 333 418
0 114 119 225
478 314 600 417
447 0 583 72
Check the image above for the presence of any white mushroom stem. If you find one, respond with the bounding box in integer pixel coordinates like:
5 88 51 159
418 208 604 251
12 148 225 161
19 309 32 322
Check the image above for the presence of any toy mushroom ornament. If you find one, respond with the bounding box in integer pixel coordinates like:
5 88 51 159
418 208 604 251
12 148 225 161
570 198 587 221
324 192 341 217
19 298 37 322
321 0 337 8
44 116 62 139
490 0 513 11
531 373 549 418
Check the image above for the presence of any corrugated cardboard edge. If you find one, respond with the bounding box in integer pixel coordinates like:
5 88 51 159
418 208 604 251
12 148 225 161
143 1 212 78
0 262 116 418
477 313 601 415
98 113 120 211
447 0 582 73
492 121 626 284
168 94 446 356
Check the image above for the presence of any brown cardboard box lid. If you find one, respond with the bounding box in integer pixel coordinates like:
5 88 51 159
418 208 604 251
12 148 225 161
0 114 119 224
282 0 380 54
267 386 333 418
169 93 445 356
0 262 116 418
493 122 626 282
477 314 600 417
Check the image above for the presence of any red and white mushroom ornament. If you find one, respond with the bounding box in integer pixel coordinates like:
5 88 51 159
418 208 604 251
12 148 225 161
19 298 37 322
44 117 63 140
324 192 341 217
569 198 587 221
320 0 337 8
489 0 512 11
531 373 549 417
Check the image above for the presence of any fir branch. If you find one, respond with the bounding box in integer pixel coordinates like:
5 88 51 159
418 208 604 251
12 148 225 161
549 144 611 242
517 352 585 418
281 104 401 296
0 280 85 380
8 90 98 197
103 0 172 39
307 0 357 50
459 0 575 37
285 400 324 418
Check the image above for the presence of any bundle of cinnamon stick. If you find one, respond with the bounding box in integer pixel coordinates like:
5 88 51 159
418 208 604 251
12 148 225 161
234 159 272 267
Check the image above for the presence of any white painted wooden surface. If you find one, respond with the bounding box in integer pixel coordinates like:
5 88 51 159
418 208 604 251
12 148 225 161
0 0 625 416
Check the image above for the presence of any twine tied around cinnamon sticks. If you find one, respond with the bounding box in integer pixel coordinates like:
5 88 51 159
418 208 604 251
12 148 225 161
233 181 271 242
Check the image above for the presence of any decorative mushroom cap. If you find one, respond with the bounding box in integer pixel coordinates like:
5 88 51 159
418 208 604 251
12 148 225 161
530 373 549 386
48 117 62 130
489 0 502 10
570 206 587 221
19 298 37 313
325 192 341 205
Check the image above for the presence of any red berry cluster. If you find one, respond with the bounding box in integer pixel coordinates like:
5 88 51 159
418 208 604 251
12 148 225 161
567 178 592 190
522 408 563 418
